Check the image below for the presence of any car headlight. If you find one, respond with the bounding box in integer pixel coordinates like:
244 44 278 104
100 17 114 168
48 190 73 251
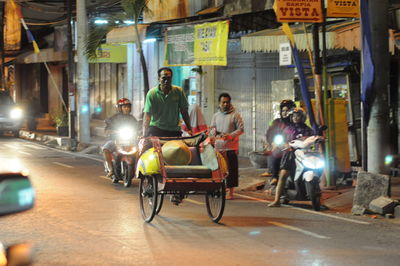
10 108 23 119
303 157 325 169
117 127 136 140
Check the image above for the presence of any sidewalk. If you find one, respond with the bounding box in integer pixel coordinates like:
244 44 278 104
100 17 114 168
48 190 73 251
18 122 400 217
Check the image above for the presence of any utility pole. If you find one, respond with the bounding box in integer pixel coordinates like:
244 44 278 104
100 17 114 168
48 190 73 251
367 0 390 174
67 0 77 149
76 0 90 143
0 2 5 91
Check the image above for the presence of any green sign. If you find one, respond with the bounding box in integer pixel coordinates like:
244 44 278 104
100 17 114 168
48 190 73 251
165 25 194 66
89 44 127 63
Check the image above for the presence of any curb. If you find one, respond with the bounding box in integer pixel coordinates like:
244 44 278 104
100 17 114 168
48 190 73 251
19 130 74 151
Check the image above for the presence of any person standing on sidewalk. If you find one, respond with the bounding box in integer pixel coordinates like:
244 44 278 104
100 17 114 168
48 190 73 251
210 93 244 200
262 100 296 187
142 67 192 137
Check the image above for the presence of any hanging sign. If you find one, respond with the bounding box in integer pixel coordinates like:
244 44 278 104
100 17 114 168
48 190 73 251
279 43 292 66
89 44 127 63
193 20 229 66
165 21 229 66
327 0 359 18
164 25 195 66
273 0 323 23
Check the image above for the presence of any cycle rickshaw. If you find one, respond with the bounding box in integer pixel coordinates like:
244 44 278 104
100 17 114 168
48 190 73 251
135 132 228 223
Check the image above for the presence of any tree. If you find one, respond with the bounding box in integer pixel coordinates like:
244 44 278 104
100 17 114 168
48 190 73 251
86 0 152 96
121 0 150 96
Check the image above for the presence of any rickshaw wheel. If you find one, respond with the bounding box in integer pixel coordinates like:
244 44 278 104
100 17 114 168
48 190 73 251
205 181 226 223
155 194 164 215
139 175 158 222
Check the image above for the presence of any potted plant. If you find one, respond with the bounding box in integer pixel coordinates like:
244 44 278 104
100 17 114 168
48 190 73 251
51 110 69 136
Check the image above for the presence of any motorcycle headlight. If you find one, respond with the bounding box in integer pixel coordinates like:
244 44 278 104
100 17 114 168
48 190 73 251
385 155 393 165
303 157 325 169
273 134 284 146
117 127 136 140
10 108 23 119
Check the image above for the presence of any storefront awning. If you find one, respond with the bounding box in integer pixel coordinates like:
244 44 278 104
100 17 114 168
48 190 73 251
241 20 395 54
106 24 148 44
13 48 67 64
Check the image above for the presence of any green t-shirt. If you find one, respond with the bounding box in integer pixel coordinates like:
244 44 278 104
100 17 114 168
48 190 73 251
143 85 189 131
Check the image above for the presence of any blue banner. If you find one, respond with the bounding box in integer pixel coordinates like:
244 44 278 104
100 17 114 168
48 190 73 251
360 0 375 125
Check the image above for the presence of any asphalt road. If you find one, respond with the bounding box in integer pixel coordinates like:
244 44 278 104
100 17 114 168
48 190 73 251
1 137 400 266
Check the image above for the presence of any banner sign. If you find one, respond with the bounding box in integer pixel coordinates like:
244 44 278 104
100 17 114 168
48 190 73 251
4 1 21 50
89 44 127 63
274 0 323 23
165 21 229 66
327 0 359 18
193 20 229 66
165 25 195 66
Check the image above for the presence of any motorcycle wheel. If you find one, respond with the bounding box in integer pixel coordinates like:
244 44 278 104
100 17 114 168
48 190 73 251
139 175 158 223
305 180 321 211
205 181 226 223
122 162 134 188
13 130 19 138
111 160 121 183
155 193 164 215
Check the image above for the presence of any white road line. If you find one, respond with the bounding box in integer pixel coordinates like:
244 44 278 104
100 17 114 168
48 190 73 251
269 221 330 239
185 199 204 205
99 175 109 180
286 205 371 225
23 144 46 150
234 193 371 225
52 162 74 168
4 144 18 149
234 193 269 203
17 150 32 156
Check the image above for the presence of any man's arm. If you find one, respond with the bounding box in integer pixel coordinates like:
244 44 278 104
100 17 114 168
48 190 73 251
181 109 192 133
226 113 244 140
142 112 151 136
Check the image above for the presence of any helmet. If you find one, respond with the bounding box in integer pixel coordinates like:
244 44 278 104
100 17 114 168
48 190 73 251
116 98 131 112
280 99 296 111
292 107 307 123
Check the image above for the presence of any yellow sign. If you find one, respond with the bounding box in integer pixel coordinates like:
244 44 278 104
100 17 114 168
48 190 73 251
327 0 359 18
193 20 229 66
274 0 323 23
89 44 127 63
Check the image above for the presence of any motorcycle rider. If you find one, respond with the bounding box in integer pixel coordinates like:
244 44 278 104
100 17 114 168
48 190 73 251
262 100 296 186
267 107 313 207
102 98 138 178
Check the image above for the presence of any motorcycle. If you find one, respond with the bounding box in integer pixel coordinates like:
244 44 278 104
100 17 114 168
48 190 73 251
0 172 35 266
105 126 138 187
281 135 325 211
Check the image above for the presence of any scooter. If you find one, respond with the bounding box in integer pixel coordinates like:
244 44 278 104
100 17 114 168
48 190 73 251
105 126 138 187
0 172 35 266
281 135 325 211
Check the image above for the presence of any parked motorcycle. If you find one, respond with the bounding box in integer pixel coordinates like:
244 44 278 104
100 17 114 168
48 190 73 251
105 126 138 187
281 135 325 211
0 172 35 266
